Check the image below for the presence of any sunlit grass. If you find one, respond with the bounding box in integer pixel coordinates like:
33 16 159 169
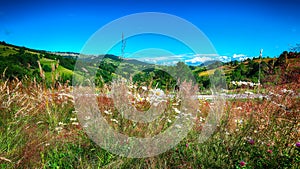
0 74 299 168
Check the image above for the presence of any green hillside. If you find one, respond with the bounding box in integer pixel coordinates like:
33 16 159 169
1 41 299 90
0 41 83 86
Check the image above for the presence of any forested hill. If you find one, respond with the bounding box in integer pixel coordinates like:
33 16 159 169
0 41 299 89
0 41 78 84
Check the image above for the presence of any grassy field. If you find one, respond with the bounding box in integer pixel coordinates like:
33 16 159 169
0 76 299 168
0 42 299 168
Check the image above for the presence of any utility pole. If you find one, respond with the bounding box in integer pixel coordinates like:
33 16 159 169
121 32 126 59
259 49 263 85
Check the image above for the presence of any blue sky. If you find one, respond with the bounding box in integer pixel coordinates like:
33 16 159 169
0 0 299 64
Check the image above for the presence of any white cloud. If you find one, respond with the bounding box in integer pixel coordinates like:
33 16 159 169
193 54 219 57
232 54 245 58
232 54 249 61
128 53 251 65
185 57 213 64
218 55 231 62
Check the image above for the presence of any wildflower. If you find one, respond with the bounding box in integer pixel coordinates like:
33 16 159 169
72 110 78 114
151 88 164 97
111 119 119 124
234 119 243 124
296 142 300 148
248 139 255 145
70 117 77 121
254 130 258 133
282 89 294 94
104 110 112 115
58 122 66 126
141 86 147 91
199 117 205 122
45 143 50 146
72 122 79 126
167 119 172 123
173 107 181 114
267 149 272 154
148 88 166 105
55 126 63 133
240 161 246 167
186 143 189 148
172 102 180 106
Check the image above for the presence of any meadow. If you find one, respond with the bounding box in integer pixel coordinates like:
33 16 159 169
0 74 299 168
0 42 299 168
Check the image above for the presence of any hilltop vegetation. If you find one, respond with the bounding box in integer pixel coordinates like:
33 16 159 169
0 41 77 85
1 41 300 90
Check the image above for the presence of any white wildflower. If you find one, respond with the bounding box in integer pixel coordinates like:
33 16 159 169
72 122 79 126
55 126 63 132
58 122 66 126
141 86 147 91
70 117 77 121
104 110 112 115
199 117 205 122
282 89 294 94
172 102 180 106
72 110 78 114
111 119 119 124
173 107 181 114
234 119 243 124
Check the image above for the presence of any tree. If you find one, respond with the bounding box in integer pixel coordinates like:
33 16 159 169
211 69 226 89
275 51 288 67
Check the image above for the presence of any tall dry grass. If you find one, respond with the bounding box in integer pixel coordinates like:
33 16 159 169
0 66 299 168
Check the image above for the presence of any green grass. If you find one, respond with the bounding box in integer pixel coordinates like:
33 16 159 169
40 57 84 84
0 43 299 168
0 77 299 168
0 45 18 57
